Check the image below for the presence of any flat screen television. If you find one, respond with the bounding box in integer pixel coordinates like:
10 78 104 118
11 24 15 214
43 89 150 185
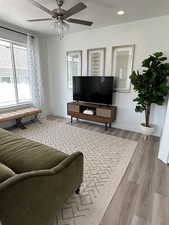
73 76 114 105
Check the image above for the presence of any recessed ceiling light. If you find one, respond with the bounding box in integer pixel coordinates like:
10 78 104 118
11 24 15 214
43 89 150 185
117 10 125 15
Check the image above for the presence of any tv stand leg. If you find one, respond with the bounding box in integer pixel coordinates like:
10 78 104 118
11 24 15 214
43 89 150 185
105 123 108 131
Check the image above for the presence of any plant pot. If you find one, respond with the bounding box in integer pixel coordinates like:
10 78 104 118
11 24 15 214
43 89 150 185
140 123 155 136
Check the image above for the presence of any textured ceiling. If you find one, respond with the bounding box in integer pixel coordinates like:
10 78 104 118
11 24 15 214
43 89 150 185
0 0 169 35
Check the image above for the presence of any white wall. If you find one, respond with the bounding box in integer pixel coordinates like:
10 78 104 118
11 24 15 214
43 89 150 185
46 15 169 136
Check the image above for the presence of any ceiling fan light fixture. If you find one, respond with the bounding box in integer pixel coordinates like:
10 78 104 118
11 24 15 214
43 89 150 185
52 17 70 39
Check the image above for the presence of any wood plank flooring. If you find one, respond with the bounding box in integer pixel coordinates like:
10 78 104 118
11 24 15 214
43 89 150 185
47 116 169 225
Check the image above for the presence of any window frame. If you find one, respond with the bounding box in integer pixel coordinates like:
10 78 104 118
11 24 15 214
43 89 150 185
0 38 32 110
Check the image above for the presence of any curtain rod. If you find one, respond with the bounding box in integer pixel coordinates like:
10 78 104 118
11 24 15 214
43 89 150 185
0 25 34 38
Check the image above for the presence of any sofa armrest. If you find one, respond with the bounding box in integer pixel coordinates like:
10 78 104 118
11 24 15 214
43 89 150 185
0 151 83 225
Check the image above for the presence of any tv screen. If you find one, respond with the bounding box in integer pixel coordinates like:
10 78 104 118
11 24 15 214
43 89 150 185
73 76 114 105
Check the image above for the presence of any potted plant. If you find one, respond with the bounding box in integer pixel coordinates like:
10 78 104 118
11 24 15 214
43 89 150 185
130 52 169 136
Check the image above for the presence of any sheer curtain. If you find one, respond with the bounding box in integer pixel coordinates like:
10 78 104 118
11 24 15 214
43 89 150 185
27 34 44 109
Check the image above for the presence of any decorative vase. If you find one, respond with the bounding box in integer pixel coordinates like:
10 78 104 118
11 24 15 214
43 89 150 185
140 123 155 136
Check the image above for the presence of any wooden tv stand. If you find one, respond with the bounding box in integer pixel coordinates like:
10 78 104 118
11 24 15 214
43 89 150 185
67 102 117 130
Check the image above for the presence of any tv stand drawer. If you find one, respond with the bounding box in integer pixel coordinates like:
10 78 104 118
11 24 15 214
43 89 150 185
96 108 112 118
68 104 79 113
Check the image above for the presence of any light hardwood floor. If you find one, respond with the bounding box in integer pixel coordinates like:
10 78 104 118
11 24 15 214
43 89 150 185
48 117 169 225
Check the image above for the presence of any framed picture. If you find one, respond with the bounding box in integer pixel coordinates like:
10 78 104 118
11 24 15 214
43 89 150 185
67 50 82 88
87 48 106 76
112 45 135 92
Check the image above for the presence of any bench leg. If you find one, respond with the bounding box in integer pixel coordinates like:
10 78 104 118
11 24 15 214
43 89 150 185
75 187 81 194
15 118 26 129
36 114 42 123
31 114 41 124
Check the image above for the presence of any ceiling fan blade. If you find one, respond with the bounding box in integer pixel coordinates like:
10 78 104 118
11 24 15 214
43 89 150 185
27 18 52 22
67 18 93 26
28 0 54 16
63 2 87 19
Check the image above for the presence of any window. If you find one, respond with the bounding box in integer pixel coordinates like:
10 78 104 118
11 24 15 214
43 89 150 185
0 39 32 107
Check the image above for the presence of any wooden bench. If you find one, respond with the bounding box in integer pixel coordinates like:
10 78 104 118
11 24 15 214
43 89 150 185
0 107 41 129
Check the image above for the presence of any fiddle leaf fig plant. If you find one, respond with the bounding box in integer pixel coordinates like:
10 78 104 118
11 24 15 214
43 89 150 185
130 52 169 127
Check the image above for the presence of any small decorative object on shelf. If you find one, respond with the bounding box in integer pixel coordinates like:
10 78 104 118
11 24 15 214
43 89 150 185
67 102 117 131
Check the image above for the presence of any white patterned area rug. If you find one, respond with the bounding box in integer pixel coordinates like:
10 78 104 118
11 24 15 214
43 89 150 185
13 119 137 225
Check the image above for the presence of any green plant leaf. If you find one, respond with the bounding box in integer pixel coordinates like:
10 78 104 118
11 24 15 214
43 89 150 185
142 58 151 67
159 57 167 61
135 105 145 112
153 52 163 57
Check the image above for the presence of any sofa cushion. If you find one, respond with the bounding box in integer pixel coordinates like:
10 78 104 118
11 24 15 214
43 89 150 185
0 162 15 183
0 128 68 173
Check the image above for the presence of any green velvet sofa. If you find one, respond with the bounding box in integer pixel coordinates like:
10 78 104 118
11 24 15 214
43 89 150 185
0 128 83 225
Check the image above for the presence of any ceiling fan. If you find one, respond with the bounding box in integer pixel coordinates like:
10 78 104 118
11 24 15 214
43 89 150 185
27 0 93 38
